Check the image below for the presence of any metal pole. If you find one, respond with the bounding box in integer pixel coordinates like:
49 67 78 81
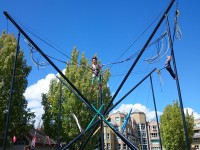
146 121 150 150
57 82 62 149
149 75 163 150
104 0 175 115
166 15 190 150
99 75 104 150
3 32 20 150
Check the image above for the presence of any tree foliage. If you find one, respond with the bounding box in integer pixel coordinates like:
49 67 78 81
42 47 112 149
0 31 35 145
160 101 194 150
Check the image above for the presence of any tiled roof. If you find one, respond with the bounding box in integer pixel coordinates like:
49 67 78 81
28 129 56 145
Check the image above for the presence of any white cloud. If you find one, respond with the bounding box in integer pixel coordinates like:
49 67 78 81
184 107 200 119
112 104 200 122
24 74 55 102
24 73 56 127
112 103 163 121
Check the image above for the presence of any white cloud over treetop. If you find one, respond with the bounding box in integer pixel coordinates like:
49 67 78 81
184 107 200 119
112 103 163 121
112 103 200 121
24 73 55 103
24 73 55 126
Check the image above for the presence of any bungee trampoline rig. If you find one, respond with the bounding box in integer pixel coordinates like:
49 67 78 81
3 0 190 149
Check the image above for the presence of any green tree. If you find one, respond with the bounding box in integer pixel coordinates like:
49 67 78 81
42 47 112 149
0 31 35 145
160 101 194 150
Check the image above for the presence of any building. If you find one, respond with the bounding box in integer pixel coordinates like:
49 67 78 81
104 111 138 150
104 120 118 150
0 129 56 150
131 111 149 150
191 118 200 150
98 110 200 150
147 120 161 150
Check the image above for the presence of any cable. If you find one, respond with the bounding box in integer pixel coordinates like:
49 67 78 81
13 16 72 60
102 32 168 67
144 31 169 64
13 16 93 71
174 2 182 40
107 7 166 70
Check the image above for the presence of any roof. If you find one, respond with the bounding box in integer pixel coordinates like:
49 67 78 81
27 129 56 145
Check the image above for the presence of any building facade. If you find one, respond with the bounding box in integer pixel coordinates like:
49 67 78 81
103 111 199 150
131 112 149 150
147 120 161 150
191 118 200 150
104 111 139 150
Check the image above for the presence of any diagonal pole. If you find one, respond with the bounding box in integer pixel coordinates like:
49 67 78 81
150 75 163 150
3 32 20 150
99 74 104 150
166 15 190 150
104 0 175 115
57 82 62 150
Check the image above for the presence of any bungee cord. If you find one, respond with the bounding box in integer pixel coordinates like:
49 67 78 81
144 31 170 64
174 7 182 40
24 39 49 69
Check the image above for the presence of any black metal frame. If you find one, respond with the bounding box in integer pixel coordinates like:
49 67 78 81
4 1 188 149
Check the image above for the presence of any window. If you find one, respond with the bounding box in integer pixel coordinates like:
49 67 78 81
107 143 111 149
152 125 157 131
121 117 125 122
151 133 158 137
115 117 120 122
152 147 161 150
142 138 147 144
123 144 126 149
142 132 146 137
138 132 141 137
107 133 110 139
142 145 148 150
194 138 198 143
195 145 199 149
118 144 121 149
137 124 140 129
141 124 145 130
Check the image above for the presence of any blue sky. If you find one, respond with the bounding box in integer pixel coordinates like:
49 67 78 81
1 0 200 126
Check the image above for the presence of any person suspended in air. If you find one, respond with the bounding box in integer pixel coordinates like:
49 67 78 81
165 55 176 80
90 56 102 91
